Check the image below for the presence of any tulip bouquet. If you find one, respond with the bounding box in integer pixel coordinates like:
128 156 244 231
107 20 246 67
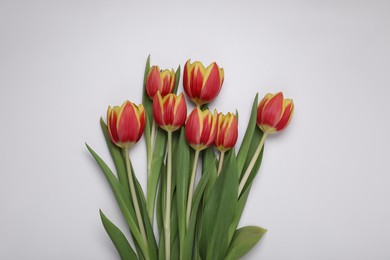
86 56 294 260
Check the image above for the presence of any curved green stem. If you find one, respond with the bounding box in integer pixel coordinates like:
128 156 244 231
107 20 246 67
164 131 173 260
217 151 225 176
122 148 149 259
186 149 200 228
238 133 268 196
146 120 157 224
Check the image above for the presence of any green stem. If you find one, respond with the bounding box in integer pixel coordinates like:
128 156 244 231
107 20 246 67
122 148 149 259
164 131 173 260
217 151 225 176
238 133 268 196
146 120 157 224
186 149 200 228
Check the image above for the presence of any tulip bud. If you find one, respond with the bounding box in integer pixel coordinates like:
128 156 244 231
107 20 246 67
146 66 176 99
107 101 145 149
152 91 187 132
257 92 294 134
185 107 218 151
183 59 224 106
215 112 238 152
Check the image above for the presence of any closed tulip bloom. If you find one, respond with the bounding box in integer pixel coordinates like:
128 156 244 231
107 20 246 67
257 92 294 134
146 66 176 99
215 112 238 152
107 101 145 149
185 107 218 151
152 91 187 132
183 59 224 106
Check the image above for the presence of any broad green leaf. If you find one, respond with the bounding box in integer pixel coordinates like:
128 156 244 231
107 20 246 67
173 128 191 258
146 127 168 223
202 147 217 201
173 65 181 94
237 94 258 176
239 126 265 196
86 144 148 258
226 226 267 260
100 119 130 196
99 210 137 260
228 183 251 243
129 161 158 260
142 55 152 144
200 150 239 260
182 156 215 260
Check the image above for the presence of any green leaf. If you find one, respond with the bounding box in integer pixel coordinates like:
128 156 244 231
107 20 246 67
99 210 138 260
240 126 265 196
182 155 215 260
173 128 191 258
228 183 251 243
202 147 218 201
173 65 181 94
129 161 158 260
226 226 267 260
237 94 258 176
86 144 148 258
199 150 239 260
100 118 130 197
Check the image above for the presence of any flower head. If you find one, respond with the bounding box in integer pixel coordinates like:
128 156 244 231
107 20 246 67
183 59 224 106
185 107 218 151
152 91 187 132
215 112 238 152
107 101 145 148
257 92 294 134
146 66 176 99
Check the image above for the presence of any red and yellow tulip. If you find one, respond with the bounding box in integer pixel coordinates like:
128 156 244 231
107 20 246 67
185 107 218 151
215 112 238 152
183 60 224 106
257 92 294 134
152 91 187 132
146 66 176 99
107 101 145 148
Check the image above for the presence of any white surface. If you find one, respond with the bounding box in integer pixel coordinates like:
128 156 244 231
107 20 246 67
1 1 390 259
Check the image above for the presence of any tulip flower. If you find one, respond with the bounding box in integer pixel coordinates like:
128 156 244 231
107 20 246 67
152 92 187 132
185 107 218 227
257 92 294 134
107 101 145 149
215 112 238 176
215 112 238 152
146 66 176 99
185 107 218 151
183 59 224 106
238 92 294 196
106 100 148 253
152 91 186 260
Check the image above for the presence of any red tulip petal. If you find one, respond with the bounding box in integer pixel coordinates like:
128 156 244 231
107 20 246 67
185 108 201 146
146 66 162 98
275 99 294 131
172 94 187 129
257 93 272 126
117 101 139 144
163 95 175 126
183 60 194 99
200 63 222 102
261 92 284 128
152 92 165 127
191 65 204 99
107 106 120 145
135 105 145 141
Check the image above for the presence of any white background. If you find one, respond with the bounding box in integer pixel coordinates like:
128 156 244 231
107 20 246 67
1 1 390 259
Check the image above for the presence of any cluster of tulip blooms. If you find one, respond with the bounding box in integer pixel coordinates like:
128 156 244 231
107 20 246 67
87 56 294 260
